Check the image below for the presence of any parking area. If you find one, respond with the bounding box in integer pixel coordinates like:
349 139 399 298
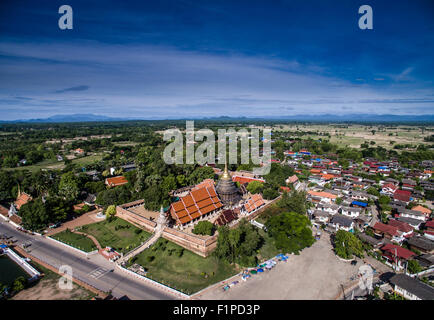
199 233 363 300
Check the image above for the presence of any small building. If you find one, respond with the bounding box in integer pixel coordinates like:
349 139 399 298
242 194 265 215
394 190 412 204
380 243 415 271
215 209 239 226
105 176 128 188
407 236 434 254
389 273 434 300
411 205 432 219
312 210 330 224
373 222 404 243
329 215 354 232
341 206 362 218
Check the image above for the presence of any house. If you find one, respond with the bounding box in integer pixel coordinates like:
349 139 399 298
351 201 368 208
425 220 434 240
373 222 404 243
340 206 362 218
380 244 415 271
351 191 369 202
312 210 330 224
396 217 424 230
388 219 414 239
399 209 427 222
105 176 128 187
407 236 434 254
415 254 434 269
394 190 412 203
381 183 398 196
317 203 339 215
389 273 434 300
307 190 337 204
411 205 432 219
402 179 417 191
330 215 354 232
74 148 85 155
358 233 384 249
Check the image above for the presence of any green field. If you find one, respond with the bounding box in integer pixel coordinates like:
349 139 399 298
6 154 104 172
130 238 239 294
79 217 151 253
51 229 97 252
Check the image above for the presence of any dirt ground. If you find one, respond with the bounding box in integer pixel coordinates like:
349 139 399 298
197 233 362 300
12 277 95 300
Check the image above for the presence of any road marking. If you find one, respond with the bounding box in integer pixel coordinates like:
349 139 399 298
89 267 110 279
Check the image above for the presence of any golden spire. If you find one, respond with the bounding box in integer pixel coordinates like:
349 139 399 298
222 160 230 180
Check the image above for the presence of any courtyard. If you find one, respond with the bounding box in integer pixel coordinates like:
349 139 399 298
197 233 362 300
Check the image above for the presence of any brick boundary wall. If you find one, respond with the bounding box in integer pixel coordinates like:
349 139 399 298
162 227 218 257
13 246 108 299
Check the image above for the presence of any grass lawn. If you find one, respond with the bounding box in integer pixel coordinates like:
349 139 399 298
130 238 239 294
79 217 151 254
51 229 97 252
257 229 280 261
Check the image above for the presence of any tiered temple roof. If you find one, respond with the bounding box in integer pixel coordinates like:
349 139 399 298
244 194 265 213
170 185 223 225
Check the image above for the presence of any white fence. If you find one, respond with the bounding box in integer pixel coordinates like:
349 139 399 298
116 264 190 299
5 248 41 280
46 236 98 256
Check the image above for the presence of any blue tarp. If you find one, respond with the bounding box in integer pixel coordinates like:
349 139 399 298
0 244 8 249
352 201 368 207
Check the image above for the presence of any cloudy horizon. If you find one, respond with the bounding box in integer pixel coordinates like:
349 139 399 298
0 0 433 120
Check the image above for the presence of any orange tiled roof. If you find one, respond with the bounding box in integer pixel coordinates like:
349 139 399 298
15 192 32 210
170 186 223 225
287 175 299 184
192 179 215 191
232 176 264 185
310 169 321 174
105 176 128 187
321 173 335 180
244 194 265 213
411 205 431 215
308 190 337 200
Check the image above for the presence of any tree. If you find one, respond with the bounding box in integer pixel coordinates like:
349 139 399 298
367 187 380 197
407 260 422 274
20 198 49 231
334 230 364 259
265 212 314 254
12 276 26 292
277 190 308 215
58 172 79 201
192 221 215 236
105 205 116 221
246 181 264 194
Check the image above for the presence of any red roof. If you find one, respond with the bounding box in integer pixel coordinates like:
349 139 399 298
192 179 215 190
105 176 128 187
394 190 411 202
373 222 400 237
381 243 415 260
382 183 398 192
280 186 291 193
232 176 264 185
425 220 434 229
0 205 9 218
388 219 413 233
287 175 299 184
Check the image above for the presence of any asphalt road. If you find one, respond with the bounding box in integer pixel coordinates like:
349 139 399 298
0 221 173 300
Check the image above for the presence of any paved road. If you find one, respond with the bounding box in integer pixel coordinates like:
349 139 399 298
0 221 173 300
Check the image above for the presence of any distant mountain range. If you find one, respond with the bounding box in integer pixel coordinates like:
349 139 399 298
1 113 434 123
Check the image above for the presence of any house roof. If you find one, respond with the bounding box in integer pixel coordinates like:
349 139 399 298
382 183 398 191
407 236 434 252
232 176 264 185
105 176 128 187
15 192 32 210
308 190 337 200
412 205 431 215
388 219 413 233
389 274 434 300
396 217 423 227
381 244 415 260
373 222 400 237
170 185 223 225
287 175 299 184
358 233 383 246
425 220 434 228
394 190 411 202
192 179 215 190
331 215 354 227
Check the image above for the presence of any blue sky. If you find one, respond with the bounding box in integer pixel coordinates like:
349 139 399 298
0 0 433 120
